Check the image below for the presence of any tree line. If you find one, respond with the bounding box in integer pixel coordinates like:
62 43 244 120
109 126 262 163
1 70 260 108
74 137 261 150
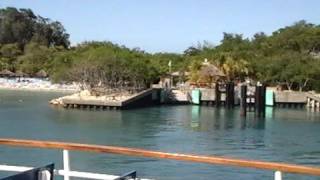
185 21 320 91
0 7 320 92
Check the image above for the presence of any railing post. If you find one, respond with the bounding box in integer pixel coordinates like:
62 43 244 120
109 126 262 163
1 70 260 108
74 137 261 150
38 170 51 180
275 171 282 180
63 149 70 180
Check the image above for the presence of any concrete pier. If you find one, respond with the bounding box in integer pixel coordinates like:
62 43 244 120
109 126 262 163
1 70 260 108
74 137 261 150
52 86 315 111
274 91 306 108
60 88 160 110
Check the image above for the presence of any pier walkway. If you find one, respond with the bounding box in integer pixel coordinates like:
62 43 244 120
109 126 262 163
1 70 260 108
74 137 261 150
62 88 156 110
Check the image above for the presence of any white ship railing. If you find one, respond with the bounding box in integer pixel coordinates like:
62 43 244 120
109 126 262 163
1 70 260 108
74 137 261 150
0 149 143 180
0 138 320 180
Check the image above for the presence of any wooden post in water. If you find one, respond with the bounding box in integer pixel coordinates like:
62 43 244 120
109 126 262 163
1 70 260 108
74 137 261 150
240 85 247 117
229 82 235 108
255 85 261 116
255 84 266 117
261 84 266 117
226 83 229 107
215 82 221 107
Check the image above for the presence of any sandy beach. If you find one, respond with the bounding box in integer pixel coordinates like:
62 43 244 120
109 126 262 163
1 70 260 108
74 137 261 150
0 77 80 93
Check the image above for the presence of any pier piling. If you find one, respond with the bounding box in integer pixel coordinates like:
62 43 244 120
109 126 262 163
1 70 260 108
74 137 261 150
255 85 266 117
240 85 247 116
226 82 235 108
215 82 221 107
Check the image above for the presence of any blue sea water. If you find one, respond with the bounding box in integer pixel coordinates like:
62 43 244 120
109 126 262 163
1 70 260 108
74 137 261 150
0 90 319 180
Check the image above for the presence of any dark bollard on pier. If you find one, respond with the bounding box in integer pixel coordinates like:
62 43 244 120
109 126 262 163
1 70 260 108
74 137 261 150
240 85 247 116
226 82 235 108
255 84 266 117
215 82 221 107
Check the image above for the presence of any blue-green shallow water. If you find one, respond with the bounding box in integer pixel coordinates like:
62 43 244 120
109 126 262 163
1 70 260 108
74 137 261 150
0 90 320 180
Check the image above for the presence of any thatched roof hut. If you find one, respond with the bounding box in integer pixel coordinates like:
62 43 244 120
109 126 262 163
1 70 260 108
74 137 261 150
15 70 28 77
35 70 48 78
200 64 225 77
197 64 225 86
0 69 15 77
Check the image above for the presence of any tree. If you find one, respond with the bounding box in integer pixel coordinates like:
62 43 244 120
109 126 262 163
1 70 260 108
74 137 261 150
0 43 22 70
17 42 57 74
0 7 70 48
184 46 201 56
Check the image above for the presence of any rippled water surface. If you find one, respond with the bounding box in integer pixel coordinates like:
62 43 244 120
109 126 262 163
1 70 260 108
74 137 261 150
0 90 320 180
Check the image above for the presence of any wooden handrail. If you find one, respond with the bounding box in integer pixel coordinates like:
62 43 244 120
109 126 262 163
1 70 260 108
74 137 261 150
307 93 320 102
0 138 320 176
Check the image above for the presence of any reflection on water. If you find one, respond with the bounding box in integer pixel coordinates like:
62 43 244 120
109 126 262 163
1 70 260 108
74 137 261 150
191 105 200 128
188 105 266 131
0 90 320 180
266 107 275 119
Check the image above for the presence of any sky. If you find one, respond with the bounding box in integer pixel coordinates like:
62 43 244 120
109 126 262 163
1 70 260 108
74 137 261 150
1 0 320 53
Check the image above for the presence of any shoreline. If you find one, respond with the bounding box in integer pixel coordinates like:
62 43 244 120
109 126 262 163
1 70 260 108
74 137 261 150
0 86 78 93
0 77 80 93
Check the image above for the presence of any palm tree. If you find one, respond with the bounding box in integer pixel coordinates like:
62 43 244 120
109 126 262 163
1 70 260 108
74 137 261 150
212 54 249 81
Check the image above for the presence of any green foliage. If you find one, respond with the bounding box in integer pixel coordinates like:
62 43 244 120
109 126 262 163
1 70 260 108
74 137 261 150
0 7 70 48
0 7 70 75
185 21 320 91
189 60 202 82
49 41 164 90
17 42 58 74
0 43 21 70
150 53 185 74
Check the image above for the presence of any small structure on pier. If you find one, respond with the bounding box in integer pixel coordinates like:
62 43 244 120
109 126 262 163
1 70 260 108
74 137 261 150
307 93 320 110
